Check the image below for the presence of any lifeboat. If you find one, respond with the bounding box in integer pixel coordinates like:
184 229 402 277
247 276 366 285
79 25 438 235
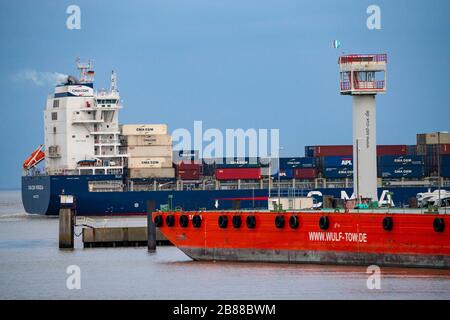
23 145 45 170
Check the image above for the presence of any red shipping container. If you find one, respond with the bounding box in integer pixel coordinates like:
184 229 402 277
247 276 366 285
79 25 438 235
177 169 200 180
176 162 201 171
441 144 450 155
376 145 407 156
314 145 352 157
294 168 317 179
215 168 261 180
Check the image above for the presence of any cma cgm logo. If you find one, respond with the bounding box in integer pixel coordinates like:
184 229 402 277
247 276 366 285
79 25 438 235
70 86 92 96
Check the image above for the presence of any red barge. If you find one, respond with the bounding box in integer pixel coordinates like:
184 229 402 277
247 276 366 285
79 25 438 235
152 210 450 269
152 54 450 269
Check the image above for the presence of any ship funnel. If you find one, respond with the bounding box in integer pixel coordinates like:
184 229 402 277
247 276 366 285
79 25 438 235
65 75 80 85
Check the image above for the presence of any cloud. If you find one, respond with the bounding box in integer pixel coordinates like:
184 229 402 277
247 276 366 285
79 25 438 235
12 69 68 86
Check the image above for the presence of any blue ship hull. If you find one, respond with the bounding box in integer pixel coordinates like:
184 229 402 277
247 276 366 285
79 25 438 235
22 175 432 216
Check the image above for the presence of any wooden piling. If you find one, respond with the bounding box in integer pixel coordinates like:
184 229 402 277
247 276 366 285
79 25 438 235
59 208 74 249
147 204 156 252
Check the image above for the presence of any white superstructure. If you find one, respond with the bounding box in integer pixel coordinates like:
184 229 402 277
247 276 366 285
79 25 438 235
44 59 127 175
338 54 387 202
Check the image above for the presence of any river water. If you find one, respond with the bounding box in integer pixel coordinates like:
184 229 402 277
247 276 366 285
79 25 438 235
0 190 449 299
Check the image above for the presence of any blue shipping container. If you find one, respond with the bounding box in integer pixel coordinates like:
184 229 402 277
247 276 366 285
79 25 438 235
380 166 424 179
322 156 353 168
271 169 294 180
323 167 353 179
279 157 317 169
442 166 450 177
378 155 424 166
441 155 450 167
305 146 315 158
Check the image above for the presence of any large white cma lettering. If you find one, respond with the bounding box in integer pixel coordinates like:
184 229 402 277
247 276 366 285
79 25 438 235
307 191 323 208
378 190 394 207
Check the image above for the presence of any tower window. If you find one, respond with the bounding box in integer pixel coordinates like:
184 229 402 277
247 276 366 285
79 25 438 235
51 112 58 120
53 100 59 108
53 127 56 134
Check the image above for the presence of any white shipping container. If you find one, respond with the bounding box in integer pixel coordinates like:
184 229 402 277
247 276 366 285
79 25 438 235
128 157 173 168
127 146 173 157
121 124 168 136
123 134 172 146
417 132 450 145
129 168 175 179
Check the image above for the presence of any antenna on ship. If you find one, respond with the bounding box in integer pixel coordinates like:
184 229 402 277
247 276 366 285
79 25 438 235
110 70 118 93
338 54 387 205
76 57 95 83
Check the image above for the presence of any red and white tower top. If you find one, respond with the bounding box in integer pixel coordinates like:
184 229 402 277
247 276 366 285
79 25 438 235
338 54 387 95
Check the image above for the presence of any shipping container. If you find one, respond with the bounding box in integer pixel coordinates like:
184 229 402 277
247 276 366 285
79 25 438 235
376 145 407 156
128 167 175 179
441 155 450 167
176 162 202 171
121 134 172 146
279 157 317 169
322 156 353 168
127 146 172 157
378 155 424 166
442 144 450 155
269 169 294 180
128 157 173 168
215 168 261 180
312 145 353 157
176 169 201 180
442 166 450 177
173 150 199 163
406 145 417 156
294 168 318 179
417 132 450 145
305 146 315 157
215 157 260 168
121 124 168 136
322 167 353 179
379 166 424 179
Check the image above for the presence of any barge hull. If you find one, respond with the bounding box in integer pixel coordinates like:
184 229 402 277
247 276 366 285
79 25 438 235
182 247 450 269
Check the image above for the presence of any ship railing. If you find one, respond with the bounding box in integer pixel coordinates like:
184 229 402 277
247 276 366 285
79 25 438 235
94 139 120 144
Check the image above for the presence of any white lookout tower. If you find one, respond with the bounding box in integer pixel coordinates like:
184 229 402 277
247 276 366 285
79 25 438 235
338 54 387 202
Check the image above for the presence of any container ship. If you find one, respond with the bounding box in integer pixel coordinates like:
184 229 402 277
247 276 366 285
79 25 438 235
152 53 450 269
22 58 450 216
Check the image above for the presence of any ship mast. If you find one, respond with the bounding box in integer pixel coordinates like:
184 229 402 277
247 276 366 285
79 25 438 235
76 57 95 83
